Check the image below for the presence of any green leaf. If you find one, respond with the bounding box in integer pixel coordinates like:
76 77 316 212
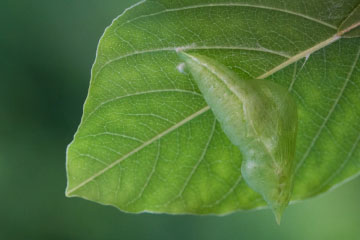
339 3 360 38
66 0 360 215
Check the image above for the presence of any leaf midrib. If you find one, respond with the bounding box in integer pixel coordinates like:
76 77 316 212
66 105 211 195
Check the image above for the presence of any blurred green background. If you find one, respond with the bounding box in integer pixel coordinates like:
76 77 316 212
1 1 360 239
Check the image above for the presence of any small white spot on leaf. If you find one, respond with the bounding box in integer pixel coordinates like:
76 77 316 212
176 63 186 74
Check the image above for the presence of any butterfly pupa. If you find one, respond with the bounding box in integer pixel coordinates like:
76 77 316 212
178 51 298 224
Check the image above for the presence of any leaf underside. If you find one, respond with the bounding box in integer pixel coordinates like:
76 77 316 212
66 0 360 215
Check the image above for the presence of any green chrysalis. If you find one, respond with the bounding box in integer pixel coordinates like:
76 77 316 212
178 52 298 223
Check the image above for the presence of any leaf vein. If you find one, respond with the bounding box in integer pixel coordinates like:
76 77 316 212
94 46 291 81
79 132 144 143
296 45 360 172
83 89 202 123
309 130 360 196
203 175 242 209
176 117 217 198
125 140 161 206
124 3 337 30
66 106 211 195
